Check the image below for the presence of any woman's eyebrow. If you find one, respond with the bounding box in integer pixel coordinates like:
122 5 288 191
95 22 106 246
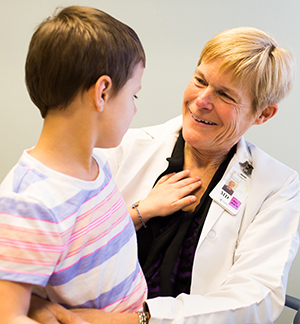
195 70 206 79
196 69 240 100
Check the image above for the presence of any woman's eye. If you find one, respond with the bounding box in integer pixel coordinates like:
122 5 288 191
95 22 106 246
134 95 138 99
220 91 234 102
195 77 206 86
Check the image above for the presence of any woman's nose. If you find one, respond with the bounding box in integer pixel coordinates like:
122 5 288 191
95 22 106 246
195 88 214 109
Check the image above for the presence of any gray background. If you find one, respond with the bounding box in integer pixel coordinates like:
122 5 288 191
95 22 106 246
1 0 299 322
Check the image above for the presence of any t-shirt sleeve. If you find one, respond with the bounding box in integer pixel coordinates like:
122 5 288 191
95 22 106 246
0 194 63 287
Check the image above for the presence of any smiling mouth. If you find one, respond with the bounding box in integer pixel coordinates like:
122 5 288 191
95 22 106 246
190 110 217 125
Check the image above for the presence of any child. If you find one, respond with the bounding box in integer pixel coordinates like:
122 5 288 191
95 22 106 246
0 6 147 323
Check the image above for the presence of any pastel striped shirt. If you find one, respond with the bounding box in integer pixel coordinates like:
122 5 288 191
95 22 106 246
0 149 147 312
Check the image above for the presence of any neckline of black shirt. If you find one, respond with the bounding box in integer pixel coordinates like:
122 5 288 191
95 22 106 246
137 129 237 298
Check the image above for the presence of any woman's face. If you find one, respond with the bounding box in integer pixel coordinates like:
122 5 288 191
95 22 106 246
182 59 261 155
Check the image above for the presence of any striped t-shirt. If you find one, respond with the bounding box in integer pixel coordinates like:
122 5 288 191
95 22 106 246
0 149 147 312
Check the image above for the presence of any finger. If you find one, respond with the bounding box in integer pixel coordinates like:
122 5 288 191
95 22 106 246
28 311 60 324
51 304 90 324
173 176 201 189
172 195 197 210
28 297 61 324
163 170 192 184
155 173 176 185
58 312 91 324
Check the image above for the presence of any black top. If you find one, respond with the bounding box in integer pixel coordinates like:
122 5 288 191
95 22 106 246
137 130 236 298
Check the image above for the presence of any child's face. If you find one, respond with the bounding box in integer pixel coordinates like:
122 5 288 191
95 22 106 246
97 62 144 148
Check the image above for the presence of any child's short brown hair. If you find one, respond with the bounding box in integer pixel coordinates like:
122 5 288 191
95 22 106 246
25 6 146 118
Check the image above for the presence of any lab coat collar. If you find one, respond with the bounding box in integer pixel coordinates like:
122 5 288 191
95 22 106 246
116 116 183 194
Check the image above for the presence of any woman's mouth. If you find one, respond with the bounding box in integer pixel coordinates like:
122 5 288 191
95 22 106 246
190 110 217 125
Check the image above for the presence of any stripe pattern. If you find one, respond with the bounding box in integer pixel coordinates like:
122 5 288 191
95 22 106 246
0 150 147 312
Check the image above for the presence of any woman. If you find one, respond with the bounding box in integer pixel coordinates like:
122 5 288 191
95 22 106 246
30 27 300 324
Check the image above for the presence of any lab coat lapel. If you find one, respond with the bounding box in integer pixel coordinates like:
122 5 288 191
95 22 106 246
116 137 175 191
198 137 252 246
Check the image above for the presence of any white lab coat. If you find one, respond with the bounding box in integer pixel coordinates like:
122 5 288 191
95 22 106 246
99 116 300 324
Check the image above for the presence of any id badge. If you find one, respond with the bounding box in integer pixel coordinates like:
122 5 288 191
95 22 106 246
210 166 250 215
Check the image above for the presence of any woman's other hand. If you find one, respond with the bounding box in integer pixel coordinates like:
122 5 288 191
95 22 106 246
28 296 91 324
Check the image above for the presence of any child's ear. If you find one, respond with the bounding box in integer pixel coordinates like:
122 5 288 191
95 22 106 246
254 103 278 125
94 76 112 112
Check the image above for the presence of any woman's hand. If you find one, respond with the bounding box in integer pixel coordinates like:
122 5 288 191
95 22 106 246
130 170 201 229
28 296 139 324
28 296 90 324
72 308 139 324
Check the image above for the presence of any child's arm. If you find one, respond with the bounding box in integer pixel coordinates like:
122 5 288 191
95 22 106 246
0 280 39 324
129 170 201 230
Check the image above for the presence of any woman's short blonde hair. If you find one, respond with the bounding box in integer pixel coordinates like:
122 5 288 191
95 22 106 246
198 27 296 113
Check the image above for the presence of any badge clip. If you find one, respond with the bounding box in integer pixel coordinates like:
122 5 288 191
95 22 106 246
239 161 254 177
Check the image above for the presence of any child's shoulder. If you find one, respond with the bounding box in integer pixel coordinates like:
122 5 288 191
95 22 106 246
0 150 46 195
0 150 98 208
0 151 58 222
0 150 113 223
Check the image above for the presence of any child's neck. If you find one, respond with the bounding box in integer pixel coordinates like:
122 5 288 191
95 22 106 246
29 110 99 181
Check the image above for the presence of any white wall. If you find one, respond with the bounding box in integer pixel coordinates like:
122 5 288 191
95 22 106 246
1 0 299 322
